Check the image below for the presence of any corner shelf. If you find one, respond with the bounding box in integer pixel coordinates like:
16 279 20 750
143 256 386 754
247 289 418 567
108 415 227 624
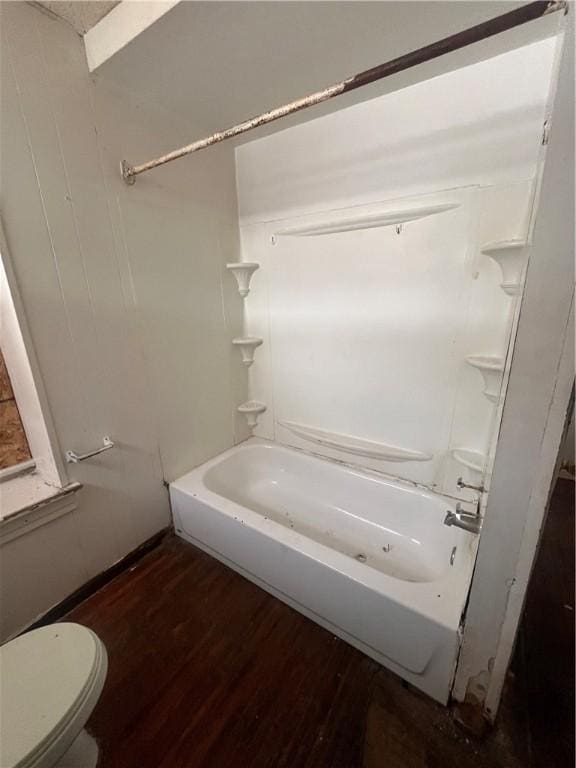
279 420 432 462
238 400 266 429
232 337 263 367
226 263 259 297
466 355 505 403
481 240 527 296
451 448 486 482
274 202 459 238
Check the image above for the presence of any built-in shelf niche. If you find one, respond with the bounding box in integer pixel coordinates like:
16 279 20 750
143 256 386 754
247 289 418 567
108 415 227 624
481 239 527 296
238 400 266 429
273 202 460 238
232 337 263 367
226 262 259 297
466 355 505 403
451 448 486 482
279 420 432 462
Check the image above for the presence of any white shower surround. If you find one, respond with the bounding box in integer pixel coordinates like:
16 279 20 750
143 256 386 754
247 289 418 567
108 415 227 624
234 37 555 499
238 184 534 498
171 439 477 702
169 38 555 706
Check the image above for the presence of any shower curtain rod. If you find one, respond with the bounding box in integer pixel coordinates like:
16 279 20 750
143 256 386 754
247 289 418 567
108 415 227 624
120 0 565 185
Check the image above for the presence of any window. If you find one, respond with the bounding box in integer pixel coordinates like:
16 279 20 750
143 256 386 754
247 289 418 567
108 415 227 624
0 348 33 473
0 224 79 539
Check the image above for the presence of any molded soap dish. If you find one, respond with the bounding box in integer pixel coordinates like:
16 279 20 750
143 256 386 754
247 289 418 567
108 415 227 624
279 420 432 462
226 263 259 297
466 355 505 403
232 337 263 367
238 401 266 429
273 202 460 237
481 240 527 296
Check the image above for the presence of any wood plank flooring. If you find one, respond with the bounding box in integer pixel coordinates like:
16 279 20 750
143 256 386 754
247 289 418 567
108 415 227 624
68 537 377 767
513 477 575 768
65 480 574 768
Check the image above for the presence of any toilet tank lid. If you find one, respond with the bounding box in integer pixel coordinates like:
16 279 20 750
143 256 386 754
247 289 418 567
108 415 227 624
0 623 107 768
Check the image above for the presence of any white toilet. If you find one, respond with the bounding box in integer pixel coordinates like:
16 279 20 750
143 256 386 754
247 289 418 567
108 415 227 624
0 623 108 768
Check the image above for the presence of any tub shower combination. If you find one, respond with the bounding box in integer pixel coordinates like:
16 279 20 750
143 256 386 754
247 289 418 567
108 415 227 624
117 0 562 707
171 439 478 702
170 192 501 703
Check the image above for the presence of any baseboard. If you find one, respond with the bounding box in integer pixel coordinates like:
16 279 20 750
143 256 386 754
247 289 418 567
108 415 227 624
25 527 171 633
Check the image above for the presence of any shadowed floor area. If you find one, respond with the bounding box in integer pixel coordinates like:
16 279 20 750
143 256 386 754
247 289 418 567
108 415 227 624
65 479 574 767
512 476 575 768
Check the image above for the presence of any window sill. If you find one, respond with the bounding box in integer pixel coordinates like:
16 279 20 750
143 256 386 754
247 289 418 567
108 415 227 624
0 459 36 483
0 475 81 544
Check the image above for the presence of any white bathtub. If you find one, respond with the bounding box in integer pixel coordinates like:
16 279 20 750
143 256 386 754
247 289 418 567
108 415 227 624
170 439 477 702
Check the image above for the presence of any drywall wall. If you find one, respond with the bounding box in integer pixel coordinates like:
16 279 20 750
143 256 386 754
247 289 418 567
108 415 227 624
34 1 120 35
0 0 166 639
236 40 555 495
85 0 179 70
89 77 247 481
0 1 244 640
87 1 560 156
454 18 574 719
237 37 556 223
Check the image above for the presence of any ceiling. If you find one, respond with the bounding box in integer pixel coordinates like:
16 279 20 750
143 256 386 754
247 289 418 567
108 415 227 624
93 1 557 148
33 1 119 35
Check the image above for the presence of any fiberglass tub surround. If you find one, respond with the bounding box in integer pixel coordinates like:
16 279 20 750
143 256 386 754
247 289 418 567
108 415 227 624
175 181 534 703
170 39 555 704
176 183 537 702
240 183 533 499
171 439 477 703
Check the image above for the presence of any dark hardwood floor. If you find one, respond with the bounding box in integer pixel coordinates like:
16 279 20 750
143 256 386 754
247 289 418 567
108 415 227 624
65 480 574 768
512 476 575 768
69 536 377 768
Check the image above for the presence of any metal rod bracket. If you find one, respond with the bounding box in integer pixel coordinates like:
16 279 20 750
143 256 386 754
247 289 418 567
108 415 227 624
120 160 136 186
544 1 568 15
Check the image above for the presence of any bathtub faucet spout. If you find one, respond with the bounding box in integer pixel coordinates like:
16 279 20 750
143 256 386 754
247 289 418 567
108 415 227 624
444 503 482 535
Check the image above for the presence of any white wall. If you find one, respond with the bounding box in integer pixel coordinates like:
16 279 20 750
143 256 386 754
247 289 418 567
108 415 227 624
0 1 244 640
237 39 556 224
88 1 559 150
236 40 555 496
90 78 248 480
454 17 574 718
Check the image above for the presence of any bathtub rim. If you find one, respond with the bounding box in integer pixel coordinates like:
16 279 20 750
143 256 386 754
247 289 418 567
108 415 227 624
170 438 478 633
